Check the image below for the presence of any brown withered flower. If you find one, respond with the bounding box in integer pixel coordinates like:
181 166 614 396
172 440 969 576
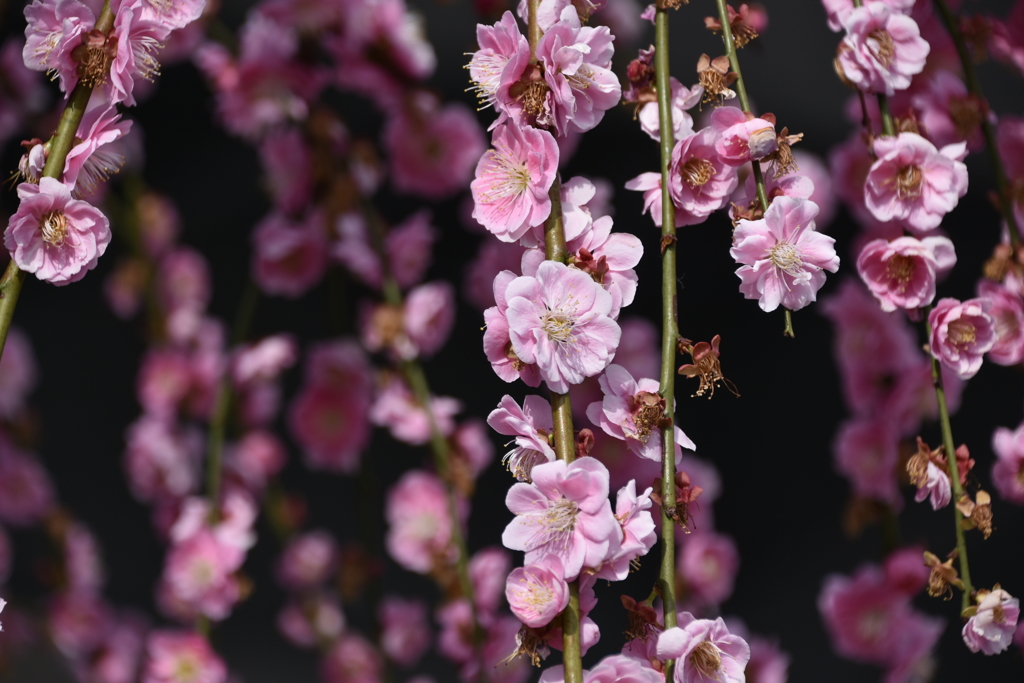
696 54 738 106
678 335 739 398
571 247 609 285
957 490 994 539
651 471 704 531
762 126 803 179
628 391 666 442
621 595 663 642
923 550 965 600
575 428 595 459
704 4 759 48
503 625 552 667
72 30 118 88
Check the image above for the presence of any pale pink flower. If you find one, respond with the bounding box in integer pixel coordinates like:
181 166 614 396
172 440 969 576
487 394 556 481
369 376 460 446
865 133 968 233
856 235 956 311
593 479 656 581
138 0 206 31
469 546 513 617
657 615 750 683
5 177 110 285
384 93 485 200
0 327 37 418
668 128 739 226
251 211 329 298
677 531 739 606
277 593 345 648
709 106 778 166
502 457 620 580
48 590 112 657
55 103 132 198
822 0 915 32
586 364 695 463
731 196 839 312
402 281 456 359
320 633 383 683
991 421 1024 504
224 430 285 494
385 470 461 574
142 631 226 683
483 270 543 388
625 172 681 229
378 597 430 668
0 439 55 526
467 12 529 112
259 127 313 215
505 260 620 394
471 122 558 243
158 532 242 622
636 78 703 142
506 554 570 627
837 4 929 95
928 297 996 379
977 280 1024 366
231 335 296 387
834 415 901 506
123 416 202 503
963 588 1020 655
912 70 991 152
539 654 662 682
277 531 338 591
22 0 95 90
105 1 167 107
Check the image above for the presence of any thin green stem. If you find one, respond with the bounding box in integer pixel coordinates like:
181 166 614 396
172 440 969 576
926 314 974 610
933 0 1020 247
654 9 679 677
0 1 115 364
877 94 896 137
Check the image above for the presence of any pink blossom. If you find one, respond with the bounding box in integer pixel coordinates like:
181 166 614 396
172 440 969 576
586 364 695 463
502 457 620 580
333 210 438 291
668 128 739 226
656 615 750 683
709 106 778 166
402 281 456 359
505 260 621 394
277 593 345 648
231 335 296 387
289 383 369 473
22 0 95 90
251 211 329 298
864 133 968 233
469 546 513 617
792 150 838 227
991 421 1024 504
379 596 430 667
138 0 206 31
625 172 681 229
384 93 486 199
142 631 226 683
913 461 951 510
85 615 147 683
977 280 1024 366
467 11 530 112
451 419 496 482
54 103 132 198
369 376 460 445
464 239 524 310
385 470 461 574
123 416 202 503
5 177 110 285
593 479 656 581
882 611 944 683
320 633 383 683
856 235 956 311
677 531 739 606
104 1 167 107
259 127 313 215
539 654 663 683
833 415 901 506
928 297 996 379
0 327 37 418
224 430 285 494
731 197 839 312
506 554 570 627
48 590 112 657
636 78 703 142
837 4 929 95
483 270 543 388
0 439 55 526
277 531 338 591
471 122 558 243
487 394 556 481
963 588 1020 655
912 70 990 152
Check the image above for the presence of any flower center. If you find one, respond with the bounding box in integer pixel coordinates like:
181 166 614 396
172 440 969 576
466 52 507 109
868 29 895 67
544 497 579 534
886 254 915 290
73 31 117 88
689 641 722 678
769 242 803 276
518 80 550 117
479 149 532 203
173 655 201 683
895 165 923 199
681 158 714 189
947 319 977 347
503 446 547 482
542 308 576 344
40 210 69 247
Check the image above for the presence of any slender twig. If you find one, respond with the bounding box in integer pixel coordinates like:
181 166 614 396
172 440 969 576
0 2 115 363
654 8 679 680
933 0 1020 247
877 94 896 137
925 314 974 610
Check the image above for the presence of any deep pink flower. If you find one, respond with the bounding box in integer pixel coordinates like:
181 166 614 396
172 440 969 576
138 0 206 31
677 531 739 606
837 4 929 95
928 297 996 379
320 634 383 683
471 122 558 243
977 279 1024 366
963 588 1020 655
379 596 431 667
142 631 226 683
0 327 37 419
668 128 739 226
259 127 313 215
5 177 111 285
289 383 370 474
502 457 620 580
856 235 956 311
487 394 556 482
251 211 329 298
159 529 242 621
386 470 461 574
48 590 112 657
991 421 1024 504
710 106 778 167
821 0 915 32
384 93 485 200
864 133 968 233
483 271 544 388
656 615 750 683
586 364 695 463
333 211 438 291
912 70 990 152
731 197 839 312
506 554 570 627
819 564 908 663
467 12 529 112
637 78 702 142
833 415 901 506
277 531 338 591
593 479 656 581
505 260 621 394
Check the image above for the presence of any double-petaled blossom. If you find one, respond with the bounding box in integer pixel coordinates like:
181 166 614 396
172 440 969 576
856 235 956 312
5 177 111 285
487 394 556 481
586 364 695 462
505 554 570 627
963 588 1020 655
538 654 663 682
912 71 990 152
22 0 95 91
709 106 778 167
471 122 558 243
928 297 996 379
592 480 656 581
667 128 739 226
504 260 621 394
836 3 929 95
483 270 544 388
731 197 839 312
864 134 968 233
467 12 529 112
822 0 915 33
636 78 703 142
657 615 750 683
502 457 620 580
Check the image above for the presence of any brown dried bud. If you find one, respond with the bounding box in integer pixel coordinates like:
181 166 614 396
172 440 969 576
652 471 704 531
575 428 595 459
503 625 552 667
621 595 662 642
957 490 994 539
923 550 965 600
696 54 737 105
678 335 738 398
704 3 760 48
763 127 803 179
628 390 666 442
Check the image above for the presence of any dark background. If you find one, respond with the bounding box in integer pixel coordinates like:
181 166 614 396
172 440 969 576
2 0 1024 681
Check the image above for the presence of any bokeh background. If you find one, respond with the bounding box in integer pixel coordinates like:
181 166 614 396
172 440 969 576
1 0 1024 681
